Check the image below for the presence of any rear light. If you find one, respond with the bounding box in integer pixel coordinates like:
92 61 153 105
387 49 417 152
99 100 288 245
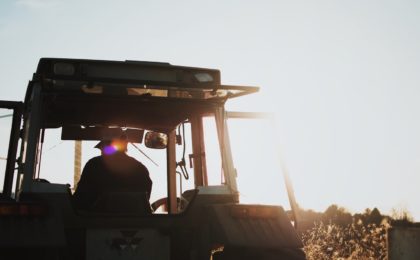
0 202 48 217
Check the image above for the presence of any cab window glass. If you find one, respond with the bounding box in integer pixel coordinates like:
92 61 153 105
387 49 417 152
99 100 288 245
38 129 85 189
227 117 290 208
38 128 168 202
175 122 195 196
130 135 167 203
203 116 223 185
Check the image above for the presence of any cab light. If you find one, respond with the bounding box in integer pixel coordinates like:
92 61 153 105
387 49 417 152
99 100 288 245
194 72 214 83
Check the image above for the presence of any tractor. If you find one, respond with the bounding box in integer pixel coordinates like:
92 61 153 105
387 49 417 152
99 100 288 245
0 58 305 259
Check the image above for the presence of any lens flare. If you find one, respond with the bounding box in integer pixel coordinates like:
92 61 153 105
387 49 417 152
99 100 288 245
102 140 126 155
103 145 117 155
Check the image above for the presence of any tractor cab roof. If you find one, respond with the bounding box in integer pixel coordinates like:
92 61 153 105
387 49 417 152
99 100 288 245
29 58 259 136
33 58 258 101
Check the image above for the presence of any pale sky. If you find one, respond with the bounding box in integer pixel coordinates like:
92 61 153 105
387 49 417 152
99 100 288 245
0 0 419 220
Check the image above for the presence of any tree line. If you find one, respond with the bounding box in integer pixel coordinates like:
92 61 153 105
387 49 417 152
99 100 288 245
293 204 415 232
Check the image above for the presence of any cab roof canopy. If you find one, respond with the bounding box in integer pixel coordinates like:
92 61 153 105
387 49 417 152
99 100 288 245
30 58 259 132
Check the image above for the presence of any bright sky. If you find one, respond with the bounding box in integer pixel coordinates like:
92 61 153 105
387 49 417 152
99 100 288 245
0 0 419 220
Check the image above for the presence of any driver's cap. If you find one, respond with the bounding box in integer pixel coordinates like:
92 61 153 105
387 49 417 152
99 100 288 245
94 140 112 149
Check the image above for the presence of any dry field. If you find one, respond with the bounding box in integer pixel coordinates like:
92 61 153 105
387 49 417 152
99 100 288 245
302 222 388 260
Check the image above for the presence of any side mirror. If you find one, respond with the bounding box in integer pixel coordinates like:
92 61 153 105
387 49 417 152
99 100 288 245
144 131 168 149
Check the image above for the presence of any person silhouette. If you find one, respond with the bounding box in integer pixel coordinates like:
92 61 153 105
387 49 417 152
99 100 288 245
73 138 152 211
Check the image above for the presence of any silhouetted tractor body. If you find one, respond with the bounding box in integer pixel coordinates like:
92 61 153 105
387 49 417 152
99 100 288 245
0 58 305 259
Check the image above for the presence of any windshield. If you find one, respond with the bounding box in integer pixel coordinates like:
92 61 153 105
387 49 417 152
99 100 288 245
37 114 225 210
38 128 169 203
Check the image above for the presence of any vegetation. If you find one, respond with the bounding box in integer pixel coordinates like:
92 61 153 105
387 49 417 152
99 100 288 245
298 205 413 260
302 222 388 259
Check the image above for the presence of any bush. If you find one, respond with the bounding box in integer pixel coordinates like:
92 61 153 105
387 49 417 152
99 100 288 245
302 222 388 260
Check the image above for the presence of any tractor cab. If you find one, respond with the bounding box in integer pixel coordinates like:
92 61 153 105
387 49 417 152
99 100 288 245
0 58 305 259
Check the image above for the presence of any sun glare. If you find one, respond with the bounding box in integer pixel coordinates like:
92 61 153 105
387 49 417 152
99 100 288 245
103 145 117 155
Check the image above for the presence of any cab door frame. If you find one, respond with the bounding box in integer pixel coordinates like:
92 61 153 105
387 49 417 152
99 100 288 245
0 101 23 199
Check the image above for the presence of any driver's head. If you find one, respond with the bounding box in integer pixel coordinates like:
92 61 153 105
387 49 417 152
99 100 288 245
95 138 128 155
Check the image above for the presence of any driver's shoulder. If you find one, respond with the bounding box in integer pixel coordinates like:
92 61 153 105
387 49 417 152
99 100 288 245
125 155 149 171
86 156 103 166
